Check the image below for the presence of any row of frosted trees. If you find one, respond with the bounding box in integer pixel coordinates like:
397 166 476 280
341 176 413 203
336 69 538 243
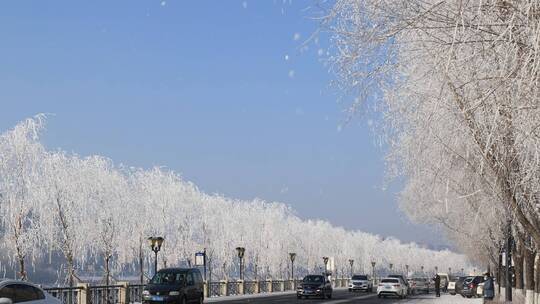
0 116 471 286
326 0 540 303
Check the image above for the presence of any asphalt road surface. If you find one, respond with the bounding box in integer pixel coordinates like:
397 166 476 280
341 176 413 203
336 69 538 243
205 290 463 304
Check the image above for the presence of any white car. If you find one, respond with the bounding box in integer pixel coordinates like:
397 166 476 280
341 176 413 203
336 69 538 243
348 274 373 292
377 277 408 299
0 280 61 304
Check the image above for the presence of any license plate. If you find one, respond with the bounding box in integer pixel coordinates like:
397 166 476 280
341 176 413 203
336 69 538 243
385 286 391 289
151 296 164 301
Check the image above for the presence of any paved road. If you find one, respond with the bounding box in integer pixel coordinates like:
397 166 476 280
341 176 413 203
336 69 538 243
205 290 461 304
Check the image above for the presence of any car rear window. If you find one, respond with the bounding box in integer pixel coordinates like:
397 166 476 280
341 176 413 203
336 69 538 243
303 275 324 283
150 271 187 284
352 275 368 280
381 279 399 283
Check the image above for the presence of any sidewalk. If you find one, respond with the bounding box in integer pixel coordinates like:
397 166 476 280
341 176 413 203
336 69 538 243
403 294 483 303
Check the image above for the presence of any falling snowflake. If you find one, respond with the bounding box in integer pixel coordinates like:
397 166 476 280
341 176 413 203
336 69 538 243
285 54 289 61
242 1 247 9
318 49 324 56
288 70 295 78
160 1 166 6
293 33 301 41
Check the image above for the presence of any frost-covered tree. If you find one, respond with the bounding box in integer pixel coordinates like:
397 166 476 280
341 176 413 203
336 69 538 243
0 115 47 280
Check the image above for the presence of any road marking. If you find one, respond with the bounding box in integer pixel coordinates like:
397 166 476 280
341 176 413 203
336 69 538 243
320 293 377 303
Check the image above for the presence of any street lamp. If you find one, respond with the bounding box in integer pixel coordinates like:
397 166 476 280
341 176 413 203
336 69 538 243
389 263 393 272
421 265 424 274
371 261 376 282
461 268 464 275
323 257 329 275
348 259 354 278
405 264 409 276
148 236 164 276
435 266 438 274
236 247 245 280
448 267 451 275
289 253 296 288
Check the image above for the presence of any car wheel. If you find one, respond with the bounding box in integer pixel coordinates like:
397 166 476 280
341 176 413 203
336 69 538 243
297 295 302 299
198 294 203 304
327 293 332 299
377 294 381 298
180 296 187 304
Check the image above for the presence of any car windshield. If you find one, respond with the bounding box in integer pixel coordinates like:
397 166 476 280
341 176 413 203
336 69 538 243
381 279 399 283
303 275 324 283
352 275 367 280
150 271 186 284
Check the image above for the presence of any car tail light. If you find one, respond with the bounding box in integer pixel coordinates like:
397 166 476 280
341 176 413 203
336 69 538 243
469 283 474 288
379 284 384 287
393 284 400 287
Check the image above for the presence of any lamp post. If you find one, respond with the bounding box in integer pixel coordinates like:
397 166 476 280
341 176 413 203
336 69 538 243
323 257 329 275
405 264 409 276
448 267 451 275
289 253 296 288
148 236 164 276
421 265 424 275
236 247 245 280
461 268 464 275
389 263 393 272
371 261 376 283
349 259 354 278
435 266 438 275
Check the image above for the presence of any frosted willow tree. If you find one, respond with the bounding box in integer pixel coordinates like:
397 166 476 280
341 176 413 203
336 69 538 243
0 115 47 280
41 152 93 287
326 0 540 300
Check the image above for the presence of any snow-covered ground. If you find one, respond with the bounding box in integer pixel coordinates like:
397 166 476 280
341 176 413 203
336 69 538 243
401 294 483 303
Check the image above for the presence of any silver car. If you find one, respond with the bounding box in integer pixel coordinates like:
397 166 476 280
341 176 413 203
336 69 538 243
0 280 61 304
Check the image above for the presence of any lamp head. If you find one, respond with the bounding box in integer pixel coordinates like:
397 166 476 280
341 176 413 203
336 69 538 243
289 252 296 262
236 247 245 258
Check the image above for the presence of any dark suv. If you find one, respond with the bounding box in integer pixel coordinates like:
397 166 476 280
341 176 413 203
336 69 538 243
297 275 333 299
143 268 204 304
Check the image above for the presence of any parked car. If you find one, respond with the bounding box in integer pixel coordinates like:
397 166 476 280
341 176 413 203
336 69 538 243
348 275 373 292
143 268 204 304
0 280 61 304
297 275 332 299
388 275 411 294
461 276 484 298
476 282 484 297
377 277 408 299
453 276 466 296
437 273 450 292
409 277 430 294
448 275 464 295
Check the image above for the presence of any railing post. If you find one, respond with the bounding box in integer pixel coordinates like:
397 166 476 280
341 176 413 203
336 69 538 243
279 280 284 292
267 279 273 293
255 280 260 294
77 283 90 304
220 280 227 297
203 281 208 298
118 282 129 304
237 280 244 295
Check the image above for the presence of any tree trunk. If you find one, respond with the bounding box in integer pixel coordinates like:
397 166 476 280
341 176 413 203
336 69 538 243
139 241 144 284
17 255 26 281
105 255 110 304
515 247 524 291
524 248 535 304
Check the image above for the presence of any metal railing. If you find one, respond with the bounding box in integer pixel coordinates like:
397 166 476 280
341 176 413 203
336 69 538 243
44 278 352 304
44 287 83 304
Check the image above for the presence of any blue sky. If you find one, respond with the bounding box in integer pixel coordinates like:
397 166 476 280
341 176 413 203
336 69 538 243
0 1 447 248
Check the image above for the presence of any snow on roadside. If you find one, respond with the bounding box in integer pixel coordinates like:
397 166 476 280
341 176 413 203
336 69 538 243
398 294 483 303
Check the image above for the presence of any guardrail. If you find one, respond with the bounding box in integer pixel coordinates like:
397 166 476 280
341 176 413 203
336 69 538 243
44 278 351 304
